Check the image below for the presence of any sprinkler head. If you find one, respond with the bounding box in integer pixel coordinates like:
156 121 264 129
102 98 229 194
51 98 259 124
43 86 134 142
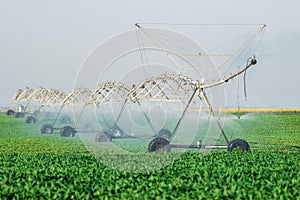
251 58 257 65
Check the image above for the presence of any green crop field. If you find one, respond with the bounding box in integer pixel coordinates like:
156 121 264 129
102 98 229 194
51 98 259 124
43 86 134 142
0 113 300 199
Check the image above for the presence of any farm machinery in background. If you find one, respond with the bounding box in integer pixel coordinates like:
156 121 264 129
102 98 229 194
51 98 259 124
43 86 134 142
7 87 70 124
7 87 36 118
40 87 94 137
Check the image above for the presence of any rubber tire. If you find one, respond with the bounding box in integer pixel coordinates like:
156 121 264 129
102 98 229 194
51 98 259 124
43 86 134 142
228 139 250 152
26 116 36 124
60 115 71 124
15 112 24 118
157 128 172 140
148 137 171 153
95 132 112 142
60 126 75 137
6 110 15 116
41 124 54 134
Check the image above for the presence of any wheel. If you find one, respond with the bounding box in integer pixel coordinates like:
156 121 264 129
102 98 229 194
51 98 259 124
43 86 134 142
15 112 24 118
148 137 171 153
157 128 172 140
60 115 71 124
95 132 112 142
60 126 75 137
26 116 36 124
228 139 250 152
6 109 15 116
41 124 54 134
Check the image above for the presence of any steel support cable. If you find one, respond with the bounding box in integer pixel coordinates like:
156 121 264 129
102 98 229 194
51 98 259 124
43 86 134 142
214 25 266 73
222 34 258 76
138 28 202 72
141 28 197 56
135 28 232 58
136 23 265 26
139 30 233 61
209 26 264 54
136 23 266 72
201 56 256 90
230 26 265 103
135 26 144 64
135 26 148 74
138 26 184 71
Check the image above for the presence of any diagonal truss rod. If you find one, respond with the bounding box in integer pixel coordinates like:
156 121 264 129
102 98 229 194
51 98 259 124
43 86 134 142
111 96 158 134
171 87 199 137
200 88 229 144
111 74 197 135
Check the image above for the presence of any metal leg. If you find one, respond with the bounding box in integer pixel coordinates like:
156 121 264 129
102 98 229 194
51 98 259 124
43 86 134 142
172 88 199 137
136 101 157 134
112 98 128 128
200 89 229 145
76 104 87 124
24 101 30 112
100 112 111 130
111 97 158 134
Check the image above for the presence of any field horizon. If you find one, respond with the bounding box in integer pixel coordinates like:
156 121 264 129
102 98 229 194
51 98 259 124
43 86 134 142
1 107 300 114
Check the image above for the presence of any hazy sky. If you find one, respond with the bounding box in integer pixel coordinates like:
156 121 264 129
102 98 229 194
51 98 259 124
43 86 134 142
0 0 299 108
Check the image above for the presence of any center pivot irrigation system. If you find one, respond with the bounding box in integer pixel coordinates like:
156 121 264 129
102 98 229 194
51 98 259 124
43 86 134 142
40 87 94 137
7 23 266 153
92 56 258 153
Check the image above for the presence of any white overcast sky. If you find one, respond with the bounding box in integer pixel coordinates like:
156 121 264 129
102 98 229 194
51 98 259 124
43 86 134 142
0 0 299 108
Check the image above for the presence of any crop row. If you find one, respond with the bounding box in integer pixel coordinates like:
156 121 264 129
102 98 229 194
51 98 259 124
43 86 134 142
0 113 300 198
0 151 299 199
